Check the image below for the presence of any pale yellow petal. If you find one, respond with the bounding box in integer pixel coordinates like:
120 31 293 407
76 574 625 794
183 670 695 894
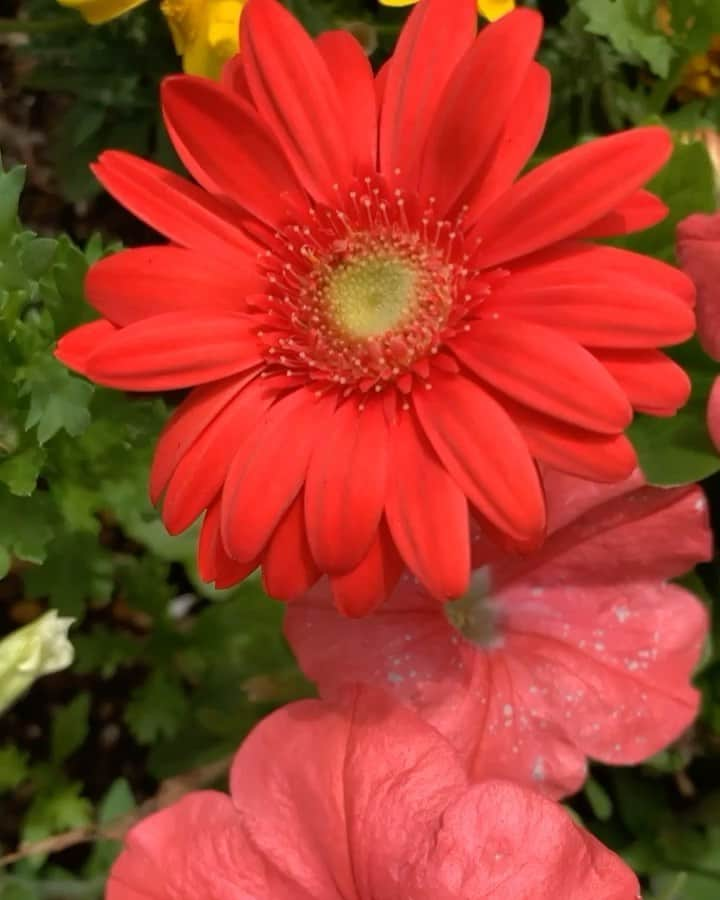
57 0 147 25
0 611 75 715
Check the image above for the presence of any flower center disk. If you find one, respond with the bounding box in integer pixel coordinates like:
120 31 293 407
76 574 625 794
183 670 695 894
257 178 489 397
326 254 419 339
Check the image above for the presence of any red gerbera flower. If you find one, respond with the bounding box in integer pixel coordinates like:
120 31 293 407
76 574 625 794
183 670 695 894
57 0 695 615
107 687 640 900
285 471 710 798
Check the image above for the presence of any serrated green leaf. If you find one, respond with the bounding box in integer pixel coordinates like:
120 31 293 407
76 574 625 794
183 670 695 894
22 780 93 856
0 446 47 496
21 357 94 445
51 693 90 763
578 0 675 77
0 486 56 564
23 533 114 617
73 626 140 679
125 672 189 745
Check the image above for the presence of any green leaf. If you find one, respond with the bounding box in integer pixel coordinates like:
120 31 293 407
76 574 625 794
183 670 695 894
23 533 114 617
73 626 140 678
0 486 57 564
97 778 135 825
0 446 47 496
21 357 94 445
584 775 614 821
22 780 93 850
578 0 675 77
125 671 189 745
0 745 30 793
615 140 717 262
629 339 720 484
51 693 90 763
20 237 57 280
0 165 26 241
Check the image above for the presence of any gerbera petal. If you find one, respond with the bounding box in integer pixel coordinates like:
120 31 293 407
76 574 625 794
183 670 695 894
595 348 691 416
305 399 389 574
414 373 545 543
470 127 673 268
576 189 667 239
161 378 276 534
486 275 695 348
385 413 470 598
262 491 320 602
454 320 632 433
222 389 336 563
161 75 305 226
55 319 117 373
507 241 695 305
150 376 251 504
418 9 542 216
316 31 378 174
240 0 354 200
85 245 261 326
81 312 262 391
507 398 638 482
379 0 477 181
92 151 258 264
221 52 251 99
198 498 259 588
330 522 404 617
466 62 550 216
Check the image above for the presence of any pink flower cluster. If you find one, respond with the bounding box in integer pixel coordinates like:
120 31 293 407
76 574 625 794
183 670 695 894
57 0 716 896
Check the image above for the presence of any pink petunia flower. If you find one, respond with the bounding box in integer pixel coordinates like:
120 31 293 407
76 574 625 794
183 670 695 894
56 0 694 616
677 211 720 450
107 687 640 900
285 472 711 799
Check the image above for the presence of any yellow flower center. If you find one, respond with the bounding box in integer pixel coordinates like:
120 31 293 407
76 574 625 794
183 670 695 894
326 255 419 340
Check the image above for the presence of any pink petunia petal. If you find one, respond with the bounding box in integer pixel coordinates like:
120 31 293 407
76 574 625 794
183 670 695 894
286 478 710 800
677 211 720 359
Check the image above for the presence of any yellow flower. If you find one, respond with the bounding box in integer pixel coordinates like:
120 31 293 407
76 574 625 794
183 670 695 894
56 0 247 78
379 0 515 22
676 35 720 102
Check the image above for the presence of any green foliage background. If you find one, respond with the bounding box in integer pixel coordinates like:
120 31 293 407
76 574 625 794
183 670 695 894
1 1 720 898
